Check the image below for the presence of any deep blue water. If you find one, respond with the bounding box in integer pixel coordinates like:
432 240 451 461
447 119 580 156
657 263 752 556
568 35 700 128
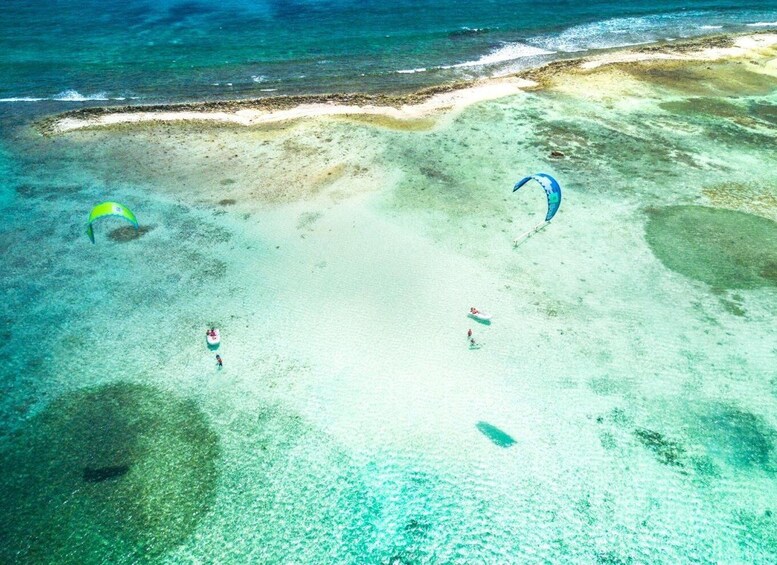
1 0 776 103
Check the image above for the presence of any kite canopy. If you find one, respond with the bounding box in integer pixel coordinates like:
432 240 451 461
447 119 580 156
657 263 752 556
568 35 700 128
86 201 138 243
513 173 562 222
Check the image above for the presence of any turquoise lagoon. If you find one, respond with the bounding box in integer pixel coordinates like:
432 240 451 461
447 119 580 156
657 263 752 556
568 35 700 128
2 40 777 565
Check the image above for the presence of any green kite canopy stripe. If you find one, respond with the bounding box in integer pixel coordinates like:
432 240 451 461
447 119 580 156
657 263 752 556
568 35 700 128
86 201 138 243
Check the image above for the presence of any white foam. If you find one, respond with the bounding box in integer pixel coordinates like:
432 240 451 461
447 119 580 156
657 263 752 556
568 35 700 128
53 89 110 101
533 12 715 53
1 92 134 102
0 97 46 102
396 68 427 74
449 43 554 68
251 75 267 83
746 21 777 27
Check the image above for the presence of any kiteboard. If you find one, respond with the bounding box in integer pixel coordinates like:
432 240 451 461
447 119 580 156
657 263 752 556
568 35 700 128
206 329 221 346
468 310 492 323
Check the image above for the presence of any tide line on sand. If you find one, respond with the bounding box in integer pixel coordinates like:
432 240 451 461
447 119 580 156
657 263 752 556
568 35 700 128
45 32 777 134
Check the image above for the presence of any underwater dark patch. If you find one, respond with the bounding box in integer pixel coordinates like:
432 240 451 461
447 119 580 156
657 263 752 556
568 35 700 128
476 421 517 447
599 430 617 450
690 455 720 480
633 428 685 467
419 165 456 184
83 464 130 482
624 60 776 97
761 261 777 284
175 221 233 244
748 101 777 125
702 119 776 148
404 519 431 534
0 382 220 563
659 97 743 118
108 224 155 242
218 198 237 206
15 183 83 200
532 118 689 180
644 206 777 289
596 550 634 565
731 508 777 554
197 258 228 281
699 406 775 471
719 297 746 317
596 407 632 428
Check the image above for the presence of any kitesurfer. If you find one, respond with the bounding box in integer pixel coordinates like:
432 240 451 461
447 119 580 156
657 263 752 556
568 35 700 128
216 354 223 368
467 329 472 339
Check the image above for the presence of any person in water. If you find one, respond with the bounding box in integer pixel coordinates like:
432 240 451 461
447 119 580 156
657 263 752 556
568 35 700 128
207 328 217 338
467 328 473 339
216 354 223 367
470 307 479 315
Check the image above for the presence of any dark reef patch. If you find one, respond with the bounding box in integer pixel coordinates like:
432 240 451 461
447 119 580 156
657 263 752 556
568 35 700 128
595 550 635 565
0 383 220 563
532 118 692 180
644 206 777 289
659 97 743 119
748 101 777 125
623 59 776 98
633 428 686 467
15 183 84 200
698 406 775 472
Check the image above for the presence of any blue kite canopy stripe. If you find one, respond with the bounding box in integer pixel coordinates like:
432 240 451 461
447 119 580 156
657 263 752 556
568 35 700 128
513 173 562 222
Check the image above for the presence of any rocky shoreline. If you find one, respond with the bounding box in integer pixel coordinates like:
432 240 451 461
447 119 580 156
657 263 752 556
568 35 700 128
36 31 775 135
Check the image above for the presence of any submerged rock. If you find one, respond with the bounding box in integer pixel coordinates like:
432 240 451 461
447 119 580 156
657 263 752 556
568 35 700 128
633 427 686 467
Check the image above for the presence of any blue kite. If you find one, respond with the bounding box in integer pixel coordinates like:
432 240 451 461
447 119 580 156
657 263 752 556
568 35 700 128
513 173 562 222
511 173 562 246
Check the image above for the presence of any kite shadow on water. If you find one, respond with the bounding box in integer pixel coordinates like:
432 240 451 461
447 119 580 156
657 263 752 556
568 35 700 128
83 465 130 483
476 421 517 448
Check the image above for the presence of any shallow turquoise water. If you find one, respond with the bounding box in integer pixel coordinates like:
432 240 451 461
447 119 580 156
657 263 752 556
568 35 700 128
2 28 777 565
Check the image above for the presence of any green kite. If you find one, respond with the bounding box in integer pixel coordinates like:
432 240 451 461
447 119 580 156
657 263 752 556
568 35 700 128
86 201 138 243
